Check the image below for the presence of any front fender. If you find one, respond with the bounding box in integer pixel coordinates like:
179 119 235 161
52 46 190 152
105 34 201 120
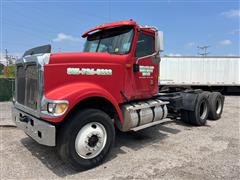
43 82 123 123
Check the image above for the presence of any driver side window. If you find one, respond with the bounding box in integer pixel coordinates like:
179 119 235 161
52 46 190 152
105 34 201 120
135 32 154 57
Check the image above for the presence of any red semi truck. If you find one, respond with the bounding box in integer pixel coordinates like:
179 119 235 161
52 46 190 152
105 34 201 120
12 20 224 170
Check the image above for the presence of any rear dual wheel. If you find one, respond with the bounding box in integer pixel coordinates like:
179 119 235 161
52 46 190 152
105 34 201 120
181 92 209 126
208 92 224 120
181 91 224 125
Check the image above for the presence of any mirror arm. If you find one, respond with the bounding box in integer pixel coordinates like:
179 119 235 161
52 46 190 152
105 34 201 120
136 51 159 64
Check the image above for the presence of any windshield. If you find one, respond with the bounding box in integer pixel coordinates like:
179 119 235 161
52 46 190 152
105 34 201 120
83 26 134 54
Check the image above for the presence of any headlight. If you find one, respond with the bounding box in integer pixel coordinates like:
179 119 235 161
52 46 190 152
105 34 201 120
47 102 68 116
41 97 69 117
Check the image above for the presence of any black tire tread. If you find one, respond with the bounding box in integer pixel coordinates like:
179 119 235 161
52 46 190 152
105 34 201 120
188 92 209 126
208 92 224 120
180 92 209 126
57 108 115 170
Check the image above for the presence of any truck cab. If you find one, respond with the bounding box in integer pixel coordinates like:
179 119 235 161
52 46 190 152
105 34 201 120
12 20 224 170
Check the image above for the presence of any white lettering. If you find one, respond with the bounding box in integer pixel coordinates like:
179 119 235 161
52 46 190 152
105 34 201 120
67 68 112 75
139 66 154 76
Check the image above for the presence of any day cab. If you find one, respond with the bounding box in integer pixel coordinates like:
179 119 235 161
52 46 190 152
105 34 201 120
12 20 224 170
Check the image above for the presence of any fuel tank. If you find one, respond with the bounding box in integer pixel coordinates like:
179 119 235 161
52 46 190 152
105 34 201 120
120 99 168 131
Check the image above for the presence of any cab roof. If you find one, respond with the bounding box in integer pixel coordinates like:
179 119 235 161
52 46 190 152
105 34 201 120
82 20 137 38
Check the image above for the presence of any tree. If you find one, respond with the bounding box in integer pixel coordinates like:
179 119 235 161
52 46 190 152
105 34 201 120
6 65 15 78
0 64 4 75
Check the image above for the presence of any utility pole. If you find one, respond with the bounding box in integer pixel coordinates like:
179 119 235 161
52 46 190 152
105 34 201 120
5 49 9 66
3 49 9 76
197 46 210 57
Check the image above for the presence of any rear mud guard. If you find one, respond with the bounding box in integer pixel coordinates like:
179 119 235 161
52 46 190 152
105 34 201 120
180 92 200 111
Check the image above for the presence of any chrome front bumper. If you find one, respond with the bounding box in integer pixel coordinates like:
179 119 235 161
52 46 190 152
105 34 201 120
12 106 56 146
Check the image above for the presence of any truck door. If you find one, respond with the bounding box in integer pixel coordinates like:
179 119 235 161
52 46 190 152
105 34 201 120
133 31 159 99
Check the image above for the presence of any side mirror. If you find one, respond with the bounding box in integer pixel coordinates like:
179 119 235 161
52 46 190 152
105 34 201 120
155 31 164 52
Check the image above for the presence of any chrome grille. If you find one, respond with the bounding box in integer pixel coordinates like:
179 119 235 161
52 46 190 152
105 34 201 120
17 66 26 105
16 64 38 110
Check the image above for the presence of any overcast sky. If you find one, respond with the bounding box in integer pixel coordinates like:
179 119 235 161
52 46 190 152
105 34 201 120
1 0 239 57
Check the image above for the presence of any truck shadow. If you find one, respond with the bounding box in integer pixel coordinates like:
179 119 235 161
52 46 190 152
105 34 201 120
20 119 186 177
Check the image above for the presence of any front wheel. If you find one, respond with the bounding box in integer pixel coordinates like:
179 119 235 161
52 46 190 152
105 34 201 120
57 109 115 170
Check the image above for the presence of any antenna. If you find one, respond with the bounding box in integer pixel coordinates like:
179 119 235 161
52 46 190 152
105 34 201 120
197 45 210 57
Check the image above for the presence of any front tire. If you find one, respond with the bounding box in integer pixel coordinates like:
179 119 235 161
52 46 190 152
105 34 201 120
57 109 115 170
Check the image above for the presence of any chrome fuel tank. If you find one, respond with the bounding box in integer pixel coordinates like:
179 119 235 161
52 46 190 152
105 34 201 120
120 99 168 131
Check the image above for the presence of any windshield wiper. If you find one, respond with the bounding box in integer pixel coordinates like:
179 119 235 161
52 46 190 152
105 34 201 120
109 51 127 55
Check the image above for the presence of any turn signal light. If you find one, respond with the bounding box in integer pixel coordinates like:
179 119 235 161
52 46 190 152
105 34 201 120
47 102 68 116
126 64 132 68
55 103 68 115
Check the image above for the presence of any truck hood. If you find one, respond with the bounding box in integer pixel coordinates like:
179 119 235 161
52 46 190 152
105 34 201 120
49 52 128 64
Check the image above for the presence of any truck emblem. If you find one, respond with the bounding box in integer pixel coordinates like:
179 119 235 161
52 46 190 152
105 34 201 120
67 68 112 75
139 66 154 76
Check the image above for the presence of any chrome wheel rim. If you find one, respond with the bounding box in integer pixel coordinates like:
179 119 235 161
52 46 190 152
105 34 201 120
200 101 208 119
216 98 222 115
75 122 107 159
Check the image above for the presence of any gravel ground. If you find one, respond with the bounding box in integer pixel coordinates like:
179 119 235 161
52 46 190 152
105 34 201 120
0 96 239 179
